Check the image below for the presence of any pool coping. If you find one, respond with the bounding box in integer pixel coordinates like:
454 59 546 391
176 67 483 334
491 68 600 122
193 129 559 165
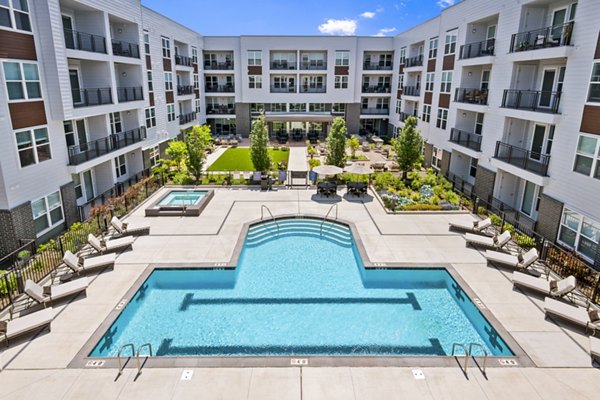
144 187 215 217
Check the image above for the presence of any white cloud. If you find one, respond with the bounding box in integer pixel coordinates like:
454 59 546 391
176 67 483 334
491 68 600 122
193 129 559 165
374 27 397 37
318 19 357 36
437 0 456 8
360 11 376 19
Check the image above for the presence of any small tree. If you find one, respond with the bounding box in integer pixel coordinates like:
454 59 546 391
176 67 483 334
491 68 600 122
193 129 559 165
347 135 360 159
165 141 187 172
249 113 271 173
391 116 423 180
185 125 213 182
326 117 347 167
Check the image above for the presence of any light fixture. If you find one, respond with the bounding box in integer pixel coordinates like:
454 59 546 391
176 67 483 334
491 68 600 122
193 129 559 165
122 72 127 77
472 28 476 34
462 113 467 118
468 71 472 77
117 28 123 34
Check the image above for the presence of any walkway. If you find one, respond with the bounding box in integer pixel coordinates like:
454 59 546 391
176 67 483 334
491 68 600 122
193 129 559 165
287 147 307 171
202 146 227 171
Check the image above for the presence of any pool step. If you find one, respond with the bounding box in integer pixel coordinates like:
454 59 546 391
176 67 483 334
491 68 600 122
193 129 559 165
248 220 351 237
246 219 353 247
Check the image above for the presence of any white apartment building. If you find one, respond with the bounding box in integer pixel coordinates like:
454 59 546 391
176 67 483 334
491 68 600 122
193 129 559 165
0 0 598 268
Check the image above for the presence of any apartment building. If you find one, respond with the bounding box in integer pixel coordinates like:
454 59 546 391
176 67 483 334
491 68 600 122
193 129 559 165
0 0 598 267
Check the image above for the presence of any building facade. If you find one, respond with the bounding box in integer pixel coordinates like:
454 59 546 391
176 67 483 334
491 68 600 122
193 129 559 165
0 0 599 266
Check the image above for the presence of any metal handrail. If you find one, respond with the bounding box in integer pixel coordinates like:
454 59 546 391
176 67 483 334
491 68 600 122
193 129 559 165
451 342 470 372
468 343 488 375
320 203 338 235
136 343 153 373
260 205 279 235
116 343 135 375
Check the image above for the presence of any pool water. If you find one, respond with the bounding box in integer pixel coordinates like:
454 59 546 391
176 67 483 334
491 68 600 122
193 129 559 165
90 219 513 357
157 190 206 206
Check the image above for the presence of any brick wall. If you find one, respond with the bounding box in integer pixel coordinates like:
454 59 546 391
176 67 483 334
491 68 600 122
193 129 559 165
0 202 36 257
423 143 433 168
60 182 79 227
535 194 564 242
235 103 251 137
345 103 361 136
474 166 496 202
440 150 451 176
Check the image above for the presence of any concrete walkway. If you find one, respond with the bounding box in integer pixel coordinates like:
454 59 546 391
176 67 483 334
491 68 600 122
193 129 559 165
287 147 307 171
202 146 227 171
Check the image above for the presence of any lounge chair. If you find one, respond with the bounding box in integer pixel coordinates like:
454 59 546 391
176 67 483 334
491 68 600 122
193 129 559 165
88 234 134 254
591 336 600 364
24 278 89 306
449 218 492 233
63 250 116 274
544 297 600 335
111 216 150 236
465 230 511 250
485 248 538 270
512 272 576 299
0 307 54 346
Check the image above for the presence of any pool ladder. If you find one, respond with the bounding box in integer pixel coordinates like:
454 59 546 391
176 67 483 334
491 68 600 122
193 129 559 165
319 203 338 235
451 342 488 377
116 343 153 378
260 205 279 234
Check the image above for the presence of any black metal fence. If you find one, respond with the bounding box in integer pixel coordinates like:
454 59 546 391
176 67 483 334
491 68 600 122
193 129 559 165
449 128 482 152
63 28 106 53
67 127 146 165
494 141 550 176
112 39 140 58
117 86 144 102
501 89 561 114
509 21 574 53
459 39 495 59
72 87 113 108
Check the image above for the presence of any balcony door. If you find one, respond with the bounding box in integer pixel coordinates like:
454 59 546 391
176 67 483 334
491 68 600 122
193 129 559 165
538 69 556 108
520 181 539 217
529 124 547 161
62 15 75 49
69 69 83 105
551 8 567 41
64 119 88 152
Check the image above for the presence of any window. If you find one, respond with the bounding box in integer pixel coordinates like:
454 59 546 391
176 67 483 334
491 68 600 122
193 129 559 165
425 73 434 91
109 112 122 134
149 145 160 167
436 108 448 129
309 103 326 112
422 104 431 123
444 29 457 54
15 127 51 167
399 47 406 64
289 103 305 112
191 47 198 64
164 72 173 91
114 154 127 178
432 146 443 170
588 63 600 103
143 30 150 55
335 51 349 66
193 74 199 90
73 171 94 202
167 103 175 122
249 75 262 89
145 107 156 128
481 70 490 91
161 36 170 58
376 98 389 110
440 71 452 93
398 74 404 89
195 99 201 114
248 50 262 66
3 61 41 100
475 113 484 135
558 208 600 261
428 37 438 59
332 103 345 113
469 157 478 178
32 191 64 236
334 75 348 89
271 103 286 112
573 135 600 179
395 99 402 114
0 0 31 32
147 71 153 92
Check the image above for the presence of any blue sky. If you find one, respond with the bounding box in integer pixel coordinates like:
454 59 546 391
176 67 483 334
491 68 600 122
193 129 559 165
141 0 460 36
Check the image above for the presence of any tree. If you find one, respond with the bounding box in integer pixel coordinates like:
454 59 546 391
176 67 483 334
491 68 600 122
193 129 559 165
249 113 271 173
391 116 424 180
165 141 187 172
326 117 347 167
185 124 213 182
347 135 360 159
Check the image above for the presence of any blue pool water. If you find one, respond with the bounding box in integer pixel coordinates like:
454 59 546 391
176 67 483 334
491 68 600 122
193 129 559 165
157 190 206 206
90 219 513 357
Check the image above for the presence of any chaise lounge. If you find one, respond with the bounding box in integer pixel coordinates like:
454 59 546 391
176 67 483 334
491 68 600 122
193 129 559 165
111 216 150 237
63 251 116 274
544 297 600 335
88 234 135 254
449 217 492 233
591 336 600 364
24 278 89 306
485 248 539 271
0 308 54 346
512 272 576 299
465 230 511 250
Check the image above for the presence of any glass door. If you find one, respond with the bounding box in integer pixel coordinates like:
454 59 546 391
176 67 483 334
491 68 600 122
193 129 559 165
551 8 567 41
62 15 75 49
521 181 537 217
82 170 95 201
69 69 82 105
75 119 88 152
539 69 556 108
530 124 546 161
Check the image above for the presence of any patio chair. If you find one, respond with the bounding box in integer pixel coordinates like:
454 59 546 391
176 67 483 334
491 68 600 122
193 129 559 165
24 278 89 307
465 230 511 250
544 297 600 335
87 234 134 254
63 251 116 274
591 336 600 364
485 248 538 271
512 272 577 299
449 217 492 233
111 216 150 237
362 142 370 152
0 307 54 346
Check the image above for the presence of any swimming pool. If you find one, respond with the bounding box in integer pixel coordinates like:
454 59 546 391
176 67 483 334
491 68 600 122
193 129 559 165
145 189 214 216
158 190 206 206
90 218 513 358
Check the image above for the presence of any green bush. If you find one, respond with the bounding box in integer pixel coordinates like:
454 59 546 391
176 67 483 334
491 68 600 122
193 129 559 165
477 206 488 216
172 172 194 185
0 272 17 296
308 158 321 170
374 172 401 190
514 233 536 249
489 214 502 227
401 204 443 211
444 191 460 205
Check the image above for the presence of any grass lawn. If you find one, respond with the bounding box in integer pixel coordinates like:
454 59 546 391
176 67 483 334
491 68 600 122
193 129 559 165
207 147 290 171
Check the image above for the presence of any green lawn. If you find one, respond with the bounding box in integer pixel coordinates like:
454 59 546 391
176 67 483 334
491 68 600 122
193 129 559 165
207 148 290 171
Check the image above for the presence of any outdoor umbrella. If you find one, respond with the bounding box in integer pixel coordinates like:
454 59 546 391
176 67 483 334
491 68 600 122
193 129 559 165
344 163 374 184
313 165 343 176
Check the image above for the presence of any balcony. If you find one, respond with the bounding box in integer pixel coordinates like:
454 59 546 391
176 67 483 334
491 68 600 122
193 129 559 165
455 88 488 105
179 112 196 125
363 62 392 71
67 127 146 165
501 90 561 114
361 108 389 115
300 61 326 70
271 61 297 70
299 85 325 93
64 28 106 54
206 105 235 115
111 40 139 58
493 141 550 176
449 128 482 152
175 55 193 67
509 22 573 53
205 84 234 93
270 85 296 93
204 61 233 70
72 87 112 108
362 85 391 94
117 87 143 102
403 86 421 97
177 85 194 96
405 55 423 68
459 39 495 59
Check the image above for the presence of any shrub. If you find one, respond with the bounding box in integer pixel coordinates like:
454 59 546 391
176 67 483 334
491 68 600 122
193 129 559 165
307 146 317 156
444 191 460 205
309 158 321 170
172 172 193 185
489 214 502 227
374 172 400 190
477 206 488 216
420 184 434 202
514 233 536 249
401 204 443 211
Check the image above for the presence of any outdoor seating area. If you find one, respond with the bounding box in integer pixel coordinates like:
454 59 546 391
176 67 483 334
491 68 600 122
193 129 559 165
317 181 337 197
346 182 368 196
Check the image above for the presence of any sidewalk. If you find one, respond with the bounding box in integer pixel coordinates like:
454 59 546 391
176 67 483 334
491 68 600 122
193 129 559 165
287 147 307 171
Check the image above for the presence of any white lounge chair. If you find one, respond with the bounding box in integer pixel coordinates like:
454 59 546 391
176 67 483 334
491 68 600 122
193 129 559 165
0 307 54 346
88 234 134 254
24 278 89 306
111 216 150 236
465 230 511 250
544 297 600 335
591 336 600 364
63 250 116 274
485 248 538 270
449 218 492 233
512 272 576 299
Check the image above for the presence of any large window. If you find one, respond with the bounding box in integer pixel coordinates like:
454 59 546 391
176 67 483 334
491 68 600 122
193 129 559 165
444 29 457 55
559 208 600 261
334 75 348 89
309 103 326 112
114 154 127 178
428 37 438 59
32 191 64 236
0 0 31 32
3 61 41 100
147 71 153 92
167 103 175 122
422 104 431 123
195 98 201 114
469 157 478 178
191 47 198 64
248 50 262 66
15 127 51 167
425 72 434 91
164 72 173 91
588 62 600 103
143 30 150 55
395 99 402 114
161 36 170 58
335 51 349 66
193 73 199 90
399 47 406 65
145 107 156 128
440 71 452 93
149 145 160 167
109 112 122 135
249 75 262 89
436 108 448 129
432 146 443 170
573 135 600 179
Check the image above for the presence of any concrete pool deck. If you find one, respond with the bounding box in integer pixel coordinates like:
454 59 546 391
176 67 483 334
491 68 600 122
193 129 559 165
0 187 598 399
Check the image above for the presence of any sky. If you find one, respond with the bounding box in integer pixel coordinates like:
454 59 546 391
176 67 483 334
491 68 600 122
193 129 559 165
140 0 461 37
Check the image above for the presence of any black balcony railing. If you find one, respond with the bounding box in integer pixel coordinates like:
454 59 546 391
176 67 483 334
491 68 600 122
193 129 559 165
179 112 196 125
299 85 326 93
361 107 389 115
117 86 143 102
501 89 561 113
204 61 234 70
175 55 193 67
459 39 495 59
363 62 393 70
67 127 146 165
454 87 489 105
449 128 482 152
271 61 297 70
72 87 112 107
177 85 194 96
494 141 550 176
403 86 421 96
405 55 423 68
509 22 574 53
362 85 391 93
206 105 235 114
63 28 106 53
111 39 139 58
205 84 235 93
300 61 327 70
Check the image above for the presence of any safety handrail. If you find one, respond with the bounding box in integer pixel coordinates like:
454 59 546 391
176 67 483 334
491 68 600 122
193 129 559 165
320 203 339 235
260 205 279 235
136 343 153 373
468 343 488 375
116 343 135 375
451 342 470 372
